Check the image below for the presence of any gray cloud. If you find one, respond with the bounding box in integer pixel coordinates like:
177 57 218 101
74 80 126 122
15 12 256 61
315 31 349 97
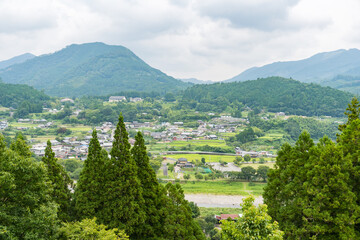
194 0 301 31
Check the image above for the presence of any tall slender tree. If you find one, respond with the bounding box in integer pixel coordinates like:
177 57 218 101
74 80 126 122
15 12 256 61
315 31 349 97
10 133 31 158
42 140 73 222
163 183 206 240
76 130 106 220
131 131 164 238
102 114 145 237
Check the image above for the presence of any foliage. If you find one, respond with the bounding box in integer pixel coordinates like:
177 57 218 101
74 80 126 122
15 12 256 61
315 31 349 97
264 130 360 239
182 77 353 117
189 202 201 218
162 183 206 240
75 130 107 221
58 218 128 240
0 134 59 239
42 140 73 221
0 81 49 110
103 114 145 237
221 196 283 240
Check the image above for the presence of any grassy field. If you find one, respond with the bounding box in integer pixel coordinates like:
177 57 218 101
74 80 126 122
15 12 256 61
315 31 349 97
149 139 229 152
199 207 241 217
170 181 266 195
164 154 237 162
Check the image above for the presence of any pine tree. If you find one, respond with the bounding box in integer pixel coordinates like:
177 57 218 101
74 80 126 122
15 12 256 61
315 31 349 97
75 130 106 220
101 114 145 236
163 183 205 240
131 131 163 238
42 140 73 222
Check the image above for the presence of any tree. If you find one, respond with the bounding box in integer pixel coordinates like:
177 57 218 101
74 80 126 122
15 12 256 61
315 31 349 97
58 218 128 240
189 202 200 218
256 166 269 182
75 130 107 221
42 140 73 221
264 131 360 239
0 134 59 239
184 174 191 180
131 131 163 238
162 183 206 240
10 133 31 158
102 114 145 237
241 166 256 181
201 157 206 164
244 154 251 162
221 195 283 240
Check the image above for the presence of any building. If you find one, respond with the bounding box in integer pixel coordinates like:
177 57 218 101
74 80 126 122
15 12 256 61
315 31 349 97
129 97 143 102
109 96 126 102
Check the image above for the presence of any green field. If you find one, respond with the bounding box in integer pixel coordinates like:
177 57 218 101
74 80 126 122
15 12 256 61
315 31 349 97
164 154 237 162
149 139 229 151
199 207 241 217
169 181 266 195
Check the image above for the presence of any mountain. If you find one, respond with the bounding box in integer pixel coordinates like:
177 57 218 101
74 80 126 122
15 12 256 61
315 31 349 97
182 77 353 117
226 49 360 94
178 78 213 84
0 53 35 69
0 80 50 109
0 42 190 97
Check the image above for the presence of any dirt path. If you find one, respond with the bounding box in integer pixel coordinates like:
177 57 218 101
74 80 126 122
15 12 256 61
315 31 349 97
185 194 263 208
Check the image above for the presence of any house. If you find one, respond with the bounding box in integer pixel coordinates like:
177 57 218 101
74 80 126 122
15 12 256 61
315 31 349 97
0 121 8 130
215 214 242 224
109 96 126 102
129 97 143 102
176 158 194 168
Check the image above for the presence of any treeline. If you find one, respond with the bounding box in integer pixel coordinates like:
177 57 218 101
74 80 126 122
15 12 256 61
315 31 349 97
0 114 205 239
181 77 353 117
263 98 360 239
0 81 50 117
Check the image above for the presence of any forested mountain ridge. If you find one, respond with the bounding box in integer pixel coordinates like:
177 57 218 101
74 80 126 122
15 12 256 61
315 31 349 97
0 53 35 69
0 80 50 109
0 42 190 97
226 48 360 94
182 77 353 117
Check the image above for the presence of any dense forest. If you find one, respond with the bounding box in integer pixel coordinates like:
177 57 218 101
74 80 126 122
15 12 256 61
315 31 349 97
181 77 353 117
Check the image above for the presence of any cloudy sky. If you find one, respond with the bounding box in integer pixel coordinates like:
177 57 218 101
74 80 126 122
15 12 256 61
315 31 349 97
1 0 360 81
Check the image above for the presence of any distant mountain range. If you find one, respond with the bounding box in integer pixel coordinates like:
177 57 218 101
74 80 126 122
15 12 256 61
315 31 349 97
178 78 214 84
226 48 360 94
0 53 35 70
0 42 190 97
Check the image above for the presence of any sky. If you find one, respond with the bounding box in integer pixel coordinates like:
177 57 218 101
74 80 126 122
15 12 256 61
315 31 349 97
1 0 360 81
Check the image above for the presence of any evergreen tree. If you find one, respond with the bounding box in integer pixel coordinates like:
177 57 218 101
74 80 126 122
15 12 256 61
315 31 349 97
131 131 163 238
10 133 31 158
42 140 73 222
75 130 106 220
163 183 206 240
102 114 145 236
0 134 59 239
264 131 360 239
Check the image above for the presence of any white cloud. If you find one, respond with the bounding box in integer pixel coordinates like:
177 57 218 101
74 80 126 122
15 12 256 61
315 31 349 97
0 0 360 81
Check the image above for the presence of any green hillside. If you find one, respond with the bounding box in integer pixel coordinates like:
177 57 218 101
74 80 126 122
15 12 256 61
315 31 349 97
0 42 190 97
182 77 353 117
0 80 50 109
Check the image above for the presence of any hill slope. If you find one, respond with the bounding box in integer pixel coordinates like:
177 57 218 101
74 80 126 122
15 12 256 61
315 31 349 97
0 53 35 70
183 77 353 117
0 80 50 109
0 42 190 97
226 49 360 94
